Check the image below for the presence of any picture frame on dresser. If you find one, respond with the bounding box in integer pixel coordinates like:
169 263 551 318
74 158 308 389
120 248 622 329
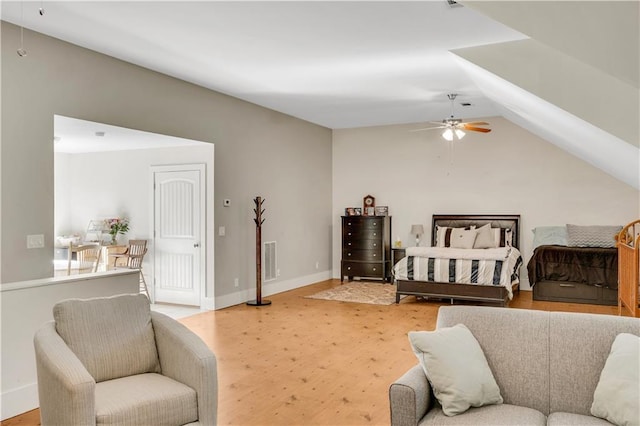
375 206 388 216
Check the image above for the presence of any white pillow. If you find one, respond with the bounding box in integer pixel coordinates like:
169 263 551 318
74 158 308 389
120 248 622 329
408 324 503 416
492 228 513 247
473 224 497 249
450 228 478 249
532 226 568 249
591 333 640 426
436 225 476 248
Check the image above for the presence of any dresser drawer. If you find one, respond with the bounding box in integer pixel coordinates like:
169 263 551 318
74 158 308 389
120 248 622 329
343 239 382 250
342 248 383 261
342 261 384 277
343 218 385 231
343 228 383 240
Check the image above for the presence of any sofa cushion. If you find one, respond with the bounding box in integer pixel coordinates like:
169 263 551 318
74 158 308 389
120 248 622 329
548 412 614 426
436 306 551 416
95 373 198 426
54 294 161 383
409 324 502 416
420 403 546 426
591 333 640 426
549 312 640 416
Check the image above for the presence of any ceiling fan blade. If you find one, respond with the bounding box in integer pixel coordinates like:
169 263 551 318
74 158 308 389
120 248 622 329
462 121 490 126
463 125 492 133
409 126 445 132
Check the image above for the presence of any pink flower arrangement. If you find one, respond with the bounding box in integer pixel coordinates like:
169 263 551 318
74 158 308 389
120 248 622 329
105 218 129 242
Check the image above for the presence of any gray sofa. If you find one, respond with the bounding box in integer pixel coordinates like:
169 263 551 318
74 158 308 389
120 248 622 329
389 306 640 425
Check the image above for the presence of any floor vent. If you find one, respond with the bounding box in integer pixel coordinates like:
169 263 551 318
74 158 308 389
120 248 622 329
446 0 463 8
264 241 277 282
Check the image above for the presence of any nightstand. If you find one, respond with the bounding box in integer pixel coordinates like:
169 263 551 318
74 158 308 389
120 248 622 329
391 247 406 266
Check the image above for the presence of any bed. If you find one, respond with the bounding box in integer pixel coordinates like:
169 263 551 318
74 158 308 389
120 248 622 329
393 214 522 307
617 220 640 317
527 224 621 306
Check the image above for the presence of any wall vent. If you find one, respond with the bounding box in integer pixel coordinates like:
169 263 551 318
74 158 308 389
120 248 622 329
264 241 277 282
446 0 463 8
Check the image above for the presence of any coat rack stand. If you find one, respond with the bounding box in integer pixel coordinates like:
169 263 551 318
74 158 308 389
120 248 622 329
247 196 271 306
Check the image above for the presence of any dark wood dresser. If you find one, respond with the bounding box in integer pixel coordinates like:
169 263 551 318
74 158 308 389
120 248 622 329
341 215 391 282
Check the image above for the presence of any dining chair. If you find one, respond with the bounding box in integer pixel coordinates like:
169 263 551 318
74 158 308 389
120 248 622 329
110 239 150 299
66 243 102 275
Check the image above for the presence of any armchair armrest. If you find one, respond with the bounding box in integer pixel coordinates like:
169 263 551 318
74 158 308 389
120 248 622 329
151 311 218 425
389 364 433 426
34 322 96 426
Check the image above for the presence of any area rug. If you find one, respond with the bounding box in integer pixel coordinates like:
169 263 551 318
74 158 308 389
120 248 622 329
305 282 396 305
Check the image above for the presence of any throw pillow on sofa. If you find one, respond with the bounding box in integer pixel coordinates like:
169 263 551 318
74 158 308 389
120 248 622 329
591 333 640 426
408 324 503 416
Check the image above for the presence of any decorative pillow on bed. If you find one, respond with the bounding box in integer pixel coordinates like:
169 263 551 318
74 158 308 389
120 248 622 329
590 333 640 426
532 226 568 249
473 224 497 249
409 324 503 416
436 226 476 248
493 228 513 247
566 224 621 248
450 228 478 249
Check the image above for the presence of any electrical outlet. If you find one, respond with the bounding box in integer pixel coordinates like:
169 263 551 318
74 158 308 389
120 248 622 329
27 234 44 249
315 261 319 269
277 269 281 277
234 278 239 287
218 226 226 236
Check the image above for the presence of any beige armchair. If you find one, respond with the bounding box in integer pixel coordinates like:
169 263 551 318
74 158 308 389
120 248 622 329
34 294 217 425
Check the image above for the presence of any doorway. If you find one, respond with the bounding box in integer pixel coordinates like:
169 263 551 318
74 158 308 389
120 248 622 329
54 115 214 307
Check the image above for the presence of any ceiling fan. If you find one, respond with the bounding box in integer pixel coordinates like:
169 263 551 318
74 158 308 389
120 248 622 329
412 94 491 141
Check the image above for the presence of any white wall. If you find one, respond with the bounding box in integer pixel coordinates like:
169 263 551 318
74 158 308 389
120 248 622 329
332 117 640 289
54 144 215 303
0 271 139 420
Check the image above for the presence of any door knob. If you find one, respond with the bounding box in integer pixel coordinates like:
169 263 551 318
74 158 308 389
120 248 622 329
194 243 200 248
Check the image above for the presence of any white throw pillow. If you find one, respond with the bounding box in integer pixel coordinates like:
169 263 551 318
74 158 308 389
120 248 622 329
591 333 640 426
450 228 478 249
408 324 503 416
531 226 568 249
436 225 476 247
473 224 497 249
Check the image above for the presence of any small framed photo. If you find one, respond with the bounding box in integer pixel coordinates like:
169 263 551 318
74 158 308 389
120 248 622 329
345 207 362 216
375 206 388 216
353 207 362 216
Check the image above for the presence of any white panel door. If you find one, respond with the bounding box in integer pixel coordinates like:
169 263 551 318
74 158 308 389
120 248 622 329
153 166 204 306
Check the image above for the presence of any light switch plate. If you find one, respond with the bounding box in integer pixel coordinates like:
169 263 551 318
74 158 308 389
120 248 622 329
27 234 45 249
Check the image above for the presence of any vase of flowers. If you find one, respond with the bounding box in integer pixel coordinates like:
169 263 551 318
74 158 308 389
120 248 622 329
106 218 129 245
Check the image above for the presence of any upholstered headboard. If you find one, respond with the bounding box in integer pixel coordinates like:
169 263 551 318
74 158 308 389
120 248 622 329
431 214 521 249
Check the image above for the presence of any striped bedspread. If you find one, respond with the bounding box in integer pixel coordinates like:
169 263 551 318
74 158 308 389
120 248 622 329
393 247 523 298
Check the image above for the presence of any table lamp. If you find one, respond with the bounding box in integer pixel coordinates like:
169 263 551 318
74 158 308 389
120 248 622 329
411 224 424 246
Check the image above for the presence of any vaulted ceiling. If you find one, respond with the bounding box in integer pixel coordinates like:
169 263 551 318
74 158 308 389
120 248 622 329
1 1 638 187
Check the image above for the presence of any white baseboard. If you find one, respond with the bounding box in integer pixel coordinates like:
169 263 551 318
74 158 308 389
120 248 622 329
214 270 332 310
1 383 39 421
202 296 215 310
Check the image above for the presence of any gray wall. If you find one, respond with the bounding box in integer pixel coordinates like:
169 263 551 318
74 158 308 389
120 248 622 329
1 22 333 300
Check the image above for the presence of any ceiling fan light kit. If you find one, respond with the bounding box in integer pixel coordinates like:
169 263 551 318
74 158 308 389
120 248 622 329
413 93 491 140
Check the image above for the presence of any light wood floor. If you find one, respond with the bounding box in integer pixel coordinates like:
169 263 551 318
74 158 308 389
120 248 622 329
3 279 618 426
